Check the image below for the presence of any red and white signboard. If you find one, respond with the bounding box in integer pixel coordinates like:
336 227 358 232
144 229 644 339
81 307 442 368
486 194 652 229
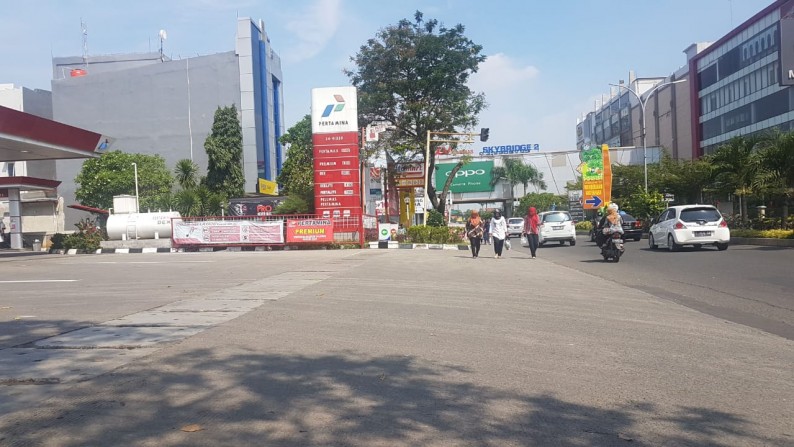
312 87 361 220
172 220 284 245
286 218 334 243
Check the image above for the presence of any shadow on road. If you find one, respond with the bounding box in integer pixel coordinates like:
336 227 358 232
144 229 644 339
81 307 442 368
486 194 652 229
0 347 783 446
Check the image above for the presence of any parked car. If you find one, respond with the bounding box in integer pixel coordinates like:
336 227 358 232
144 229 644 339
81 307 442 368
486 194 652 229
538 211 576 246
648 204 730 251
507 217 524 238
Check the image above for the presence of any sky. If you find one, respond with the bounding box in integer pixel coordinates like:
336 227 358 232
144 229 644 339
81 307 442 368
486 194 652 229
0 0 776 156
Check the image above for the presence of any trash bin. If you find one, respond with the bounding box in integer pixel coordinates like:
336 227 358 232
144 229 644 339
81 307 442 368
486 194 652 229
32 239 42 252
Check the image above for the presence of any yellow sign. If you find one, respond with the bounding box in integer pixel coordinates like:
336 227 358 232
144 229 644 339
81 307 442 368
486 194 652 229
578 144 611 209
396 178 424 188
258 178 279 196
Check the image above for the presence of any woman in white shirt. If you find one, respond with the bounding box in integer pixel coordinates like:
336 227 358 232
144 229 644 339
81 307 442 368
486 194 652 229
489 210 508 258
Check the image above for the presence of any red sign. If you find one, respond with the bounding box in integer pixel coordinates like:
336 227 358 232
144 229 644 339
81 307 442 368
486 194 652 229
314 130 361 218
315 157 358 169
314 169 357 183
313 132 359 146
286 218 334 243
316 194 362 208
315 145 358 157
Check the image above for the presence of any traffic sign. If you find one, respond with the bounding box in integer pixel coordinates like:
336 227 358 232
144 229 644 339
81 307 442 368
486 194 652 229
580 144 612 210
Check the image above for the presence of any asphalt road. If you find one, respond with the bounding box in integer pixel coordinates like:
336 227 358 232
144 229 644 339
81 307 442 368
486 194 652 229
526 235 794 340
1 249 792 446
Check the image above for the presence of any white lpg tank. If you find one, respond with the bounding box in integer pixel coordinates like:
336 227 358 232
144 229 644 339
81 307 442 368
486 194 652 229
106 211 182 240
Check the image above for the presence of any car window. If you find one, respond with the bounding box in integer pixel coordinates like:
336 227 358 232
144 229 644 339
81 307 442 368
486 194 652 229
542 212 571 223
680 207 722 222
619 212 635 221
508 218 523 225
656 210 670 222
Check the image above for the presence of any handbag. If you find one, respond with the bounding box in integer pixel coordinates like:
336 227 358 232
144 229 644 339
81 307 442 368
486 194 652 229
520 234 528 246
505 239 511 250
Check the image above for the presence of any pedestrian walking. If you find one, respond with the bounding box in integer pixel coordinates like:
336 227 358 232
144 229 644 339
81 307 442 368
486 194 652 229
489 210 507 258
482 218 490 244
465 210 484 258
524 207 540 258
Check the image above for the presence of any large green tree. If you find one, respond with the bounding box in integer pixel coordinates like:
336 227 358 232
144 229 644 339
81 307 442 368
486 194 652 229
75 150 173 211
345 11 486 213
276 115 314 212
657 153 713 204
203 105 244 199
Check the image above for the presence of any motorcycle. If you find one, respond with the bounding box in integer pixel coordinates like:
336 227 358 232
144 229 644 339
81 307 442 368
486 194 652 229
601 232 625 262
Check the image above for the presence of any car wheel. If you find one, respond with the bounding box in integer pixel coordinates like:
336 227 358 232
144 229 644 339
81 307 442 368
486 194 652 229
716 242 728 251
570 239 576 246
667 234 680 252
589 230 595 242
649 234 657 249
634 236 641 242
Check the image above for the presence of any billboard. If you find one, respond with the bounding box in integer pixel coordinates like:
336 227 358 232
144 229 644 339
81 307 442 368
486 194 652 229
286 218 334 243
228 197 285 216
173 220 284 245
434 160 494 193
780 17 794 86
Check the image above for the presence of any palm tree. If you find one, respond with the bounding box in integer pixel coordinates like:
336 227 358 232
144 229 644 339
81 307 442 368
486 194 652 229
174 159 199 190
756 130 794 228
710 136 763 225
490 158 545 216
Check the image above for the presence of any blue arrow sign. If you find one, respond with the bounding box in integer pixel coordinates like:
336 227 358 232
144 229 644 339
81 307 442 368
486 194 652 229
585 196 602 207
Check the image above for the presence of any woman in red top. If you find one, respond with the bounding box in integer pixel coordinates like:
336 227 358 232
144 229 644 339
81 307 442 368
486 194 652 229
524 207 540 258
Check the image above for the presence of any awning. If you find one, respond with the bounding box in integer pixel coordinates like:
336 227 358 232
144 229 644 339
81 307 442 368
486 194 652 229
0 105 110 161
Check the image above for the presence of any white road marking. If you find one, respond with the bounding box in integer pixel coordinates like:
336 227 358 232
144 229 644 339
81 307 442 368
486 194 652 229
0 280 79 283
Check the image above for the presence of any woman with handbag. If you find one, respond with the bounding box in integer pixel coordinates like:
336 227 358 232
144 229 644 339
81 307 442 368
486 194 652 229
524 207 540 259
465 210 485 258
489 210 508 259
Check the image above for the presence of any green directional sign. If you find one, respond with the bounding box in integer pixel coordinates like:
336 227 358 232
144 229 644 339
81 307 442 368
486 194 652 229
435 160 494 193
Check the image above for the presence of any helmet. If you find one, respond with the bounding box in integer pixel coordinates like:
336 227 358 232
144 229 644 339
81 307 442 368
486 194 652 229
608 203 619 212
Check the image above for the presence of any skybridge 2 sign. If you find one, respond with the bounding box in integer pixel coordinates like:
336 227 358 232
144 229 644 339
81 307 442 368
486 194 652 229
479 144 539 156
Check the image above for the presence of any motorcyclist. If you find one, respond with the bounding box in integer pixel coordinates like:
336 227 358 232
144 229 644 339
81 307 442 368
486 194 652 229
600 203 624 255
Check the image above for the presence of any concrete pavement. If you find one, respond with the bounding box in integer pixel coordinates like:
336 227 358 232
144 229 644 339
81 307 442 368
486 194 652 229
0 248 792 446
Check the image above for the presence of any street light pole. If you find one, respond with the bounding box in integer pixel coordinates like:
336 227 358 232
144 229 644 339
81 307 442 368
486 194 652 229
610 79 686 192
131 162 140 213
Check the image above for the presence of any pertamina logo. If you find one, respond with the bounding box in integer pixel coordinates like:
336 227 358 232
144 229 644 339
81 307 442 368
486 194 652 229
321 94 346 118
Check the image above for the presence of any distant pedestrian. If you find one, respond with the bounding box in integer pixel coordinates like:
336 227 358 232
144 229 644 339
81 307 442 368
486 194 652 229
482 218 491 244
524 207 540 258
465 210 484 258
490 210 507 258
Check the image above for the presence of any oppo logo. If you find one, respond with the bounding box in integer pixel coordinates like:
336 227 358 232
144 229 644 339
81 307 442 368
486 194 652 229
447 169 486 178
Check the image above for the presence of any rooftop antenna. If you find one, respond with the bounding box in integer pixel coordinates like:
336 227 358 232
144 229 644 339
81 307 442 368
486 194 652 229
81 18 88 70
159 29 167 62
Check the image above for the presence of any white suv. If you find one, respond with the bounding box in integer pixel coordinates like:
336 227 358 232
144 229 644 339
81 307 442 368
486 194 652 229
648 204 730 251
507 217 524 238
538 211 576 246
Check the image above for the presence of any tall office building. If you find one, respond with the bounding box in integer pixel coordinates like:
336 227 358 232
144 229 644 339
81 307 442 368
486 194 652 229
52 17 284 227
692 0 794 156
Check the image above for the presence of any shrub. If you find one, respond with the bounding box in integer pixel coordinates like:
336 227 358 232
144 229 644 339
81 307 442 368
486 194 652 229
731 229 794 239
426 209 446 227
406 225 464 244
63 218 104 252
50 233 67 250
575 221 593 231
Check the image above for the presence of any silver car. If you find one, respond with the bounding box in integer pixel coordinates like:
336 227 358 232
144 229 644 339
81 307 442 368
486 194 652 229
538 211 576 246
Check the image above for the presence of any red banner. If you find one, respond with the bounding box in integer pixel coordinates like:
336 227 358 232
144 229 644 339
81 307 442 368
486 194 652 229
286 218 334 243
314 130 361 218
